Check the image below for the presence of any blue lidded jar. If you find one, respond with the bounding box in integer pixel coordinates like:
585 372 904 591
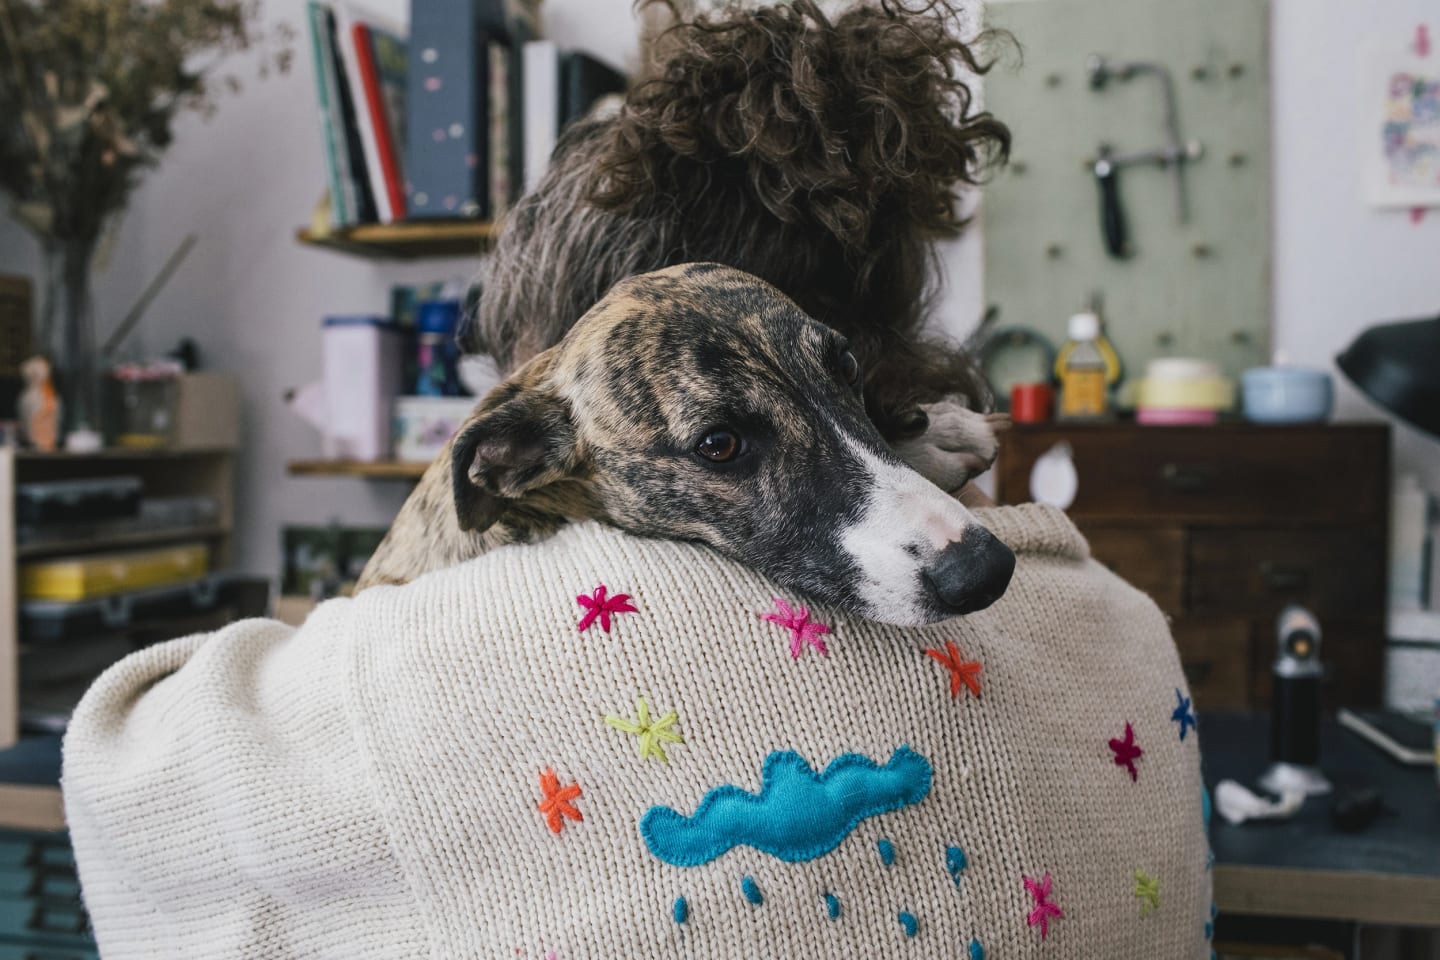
416 300 463 397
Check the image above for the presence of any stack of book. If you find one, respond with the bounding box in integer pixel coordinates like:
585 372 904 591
305 0 626 229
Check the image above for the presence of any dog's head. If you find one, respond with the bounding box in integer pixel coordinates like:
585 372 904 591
451 263 1014 625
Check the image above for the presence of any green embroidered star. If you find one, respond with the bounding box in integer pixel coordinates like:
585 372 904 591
1133 870 1161 916
605 697 684 763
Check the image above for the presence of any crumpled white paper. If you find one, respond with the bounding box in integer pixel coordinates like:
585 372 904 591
1214 779 1306 826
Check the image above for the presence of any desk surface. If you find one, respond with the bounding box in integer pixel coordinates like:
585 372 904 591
8 718 1439 921
1203 712 1440 926
0 733 65 831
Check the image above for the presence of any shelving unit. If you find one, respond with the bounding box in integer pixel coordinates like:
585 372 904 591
0 445 246 830
295 220 496 259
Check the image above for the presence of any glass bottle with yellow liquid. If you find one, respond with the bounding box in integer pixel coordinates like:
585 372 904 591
1057 312 1118 420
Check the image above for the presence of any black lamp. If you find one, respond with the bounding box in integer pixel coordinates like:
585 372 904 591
1336 315 1440 438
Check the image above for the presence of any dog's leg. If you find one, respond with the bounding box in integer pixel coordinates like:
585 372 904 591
890 396 1009 494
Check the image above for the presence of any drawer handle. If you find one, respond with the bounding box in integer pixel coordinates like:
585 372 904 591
27 904 87 935
1161 462 1214 493
1259 562 1309 592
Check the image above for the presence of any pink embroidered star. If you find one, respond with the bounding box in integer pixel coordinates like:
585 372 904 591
576 584 638 634
1109 721 1144 782
759 598 831 658
923 641 983 699
1024 872 1064 940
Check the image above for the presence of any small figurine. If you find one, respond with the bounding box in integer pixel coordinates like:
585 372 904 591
19 355 60 452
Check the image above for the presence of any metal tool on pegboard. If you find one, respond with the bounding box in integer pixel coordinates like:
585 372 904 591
1086 55 1205 259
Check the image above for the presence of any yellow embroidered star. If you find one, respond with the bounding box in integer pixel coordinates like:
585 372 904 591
1133 870 1161 916
605 697 684 763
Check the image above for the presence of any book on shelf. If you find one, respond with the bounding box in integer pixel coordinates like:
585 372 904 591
521 42 627 194
405 0 493 220
305 0 622 231
561 51 627 128
488 40 511 220
332 4 407 225
306 1 369 227
405 0 546 222
521 39 559 195
352 21 410 222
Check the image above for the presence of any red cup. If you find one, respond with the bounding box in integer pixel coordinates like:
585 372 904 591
1010 382 1054 423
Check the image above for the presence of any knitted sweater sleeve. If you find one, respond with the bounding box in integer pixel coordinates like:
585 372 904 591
61 602 428 960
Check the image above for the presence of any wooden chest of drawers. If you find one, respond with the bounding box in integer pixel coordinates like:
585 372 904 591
994 423 1391 710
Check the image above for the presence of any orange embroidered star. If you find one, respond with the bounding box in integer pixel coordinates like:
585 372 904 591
537 768 583 834
924 642 982 699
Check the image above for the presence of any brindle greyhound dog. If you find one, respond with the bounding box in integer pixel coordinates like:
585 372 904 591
358 264 1014 626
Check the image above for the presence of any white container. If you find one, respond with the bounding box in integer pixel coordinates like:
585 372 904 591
323 316 403 462
1391 474 1433 609
393 396 478 463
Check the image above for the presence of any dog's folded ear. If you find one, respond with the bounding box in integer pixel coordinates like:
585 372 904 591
450 390 580 533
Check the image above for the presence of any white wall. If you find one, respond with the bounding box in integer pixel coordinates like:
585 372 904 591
1 0 1434 583
1270 0 1440 492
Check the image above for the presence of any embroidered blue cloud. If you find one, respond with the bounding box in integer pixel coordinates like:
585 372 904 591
640 746 932 867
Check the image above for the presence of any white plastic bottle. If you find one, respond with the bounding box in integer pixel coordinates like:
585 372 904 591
1390 474 1432 609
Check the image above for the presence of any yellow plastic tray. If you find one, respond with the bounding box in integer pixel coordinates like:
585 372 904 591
21 543 209 602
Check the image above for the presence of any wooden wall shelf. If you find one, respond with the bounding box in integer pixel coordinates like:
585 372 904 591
288 459 428 480
295 221 496 259
16 447 233 461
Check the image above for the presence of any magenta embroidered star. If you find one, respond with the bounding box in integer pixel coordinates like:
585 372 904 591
1024 872 1064 939
1109 721 1144 782
576 584 638 634
759 598 831 658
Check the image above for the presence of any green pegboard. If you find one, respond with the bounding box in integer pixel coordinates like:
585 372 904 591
983 0 1271 387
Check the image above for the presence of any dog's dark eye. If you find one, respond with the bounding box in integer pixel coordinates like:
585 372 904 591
837 349 861 387
695 428 742 463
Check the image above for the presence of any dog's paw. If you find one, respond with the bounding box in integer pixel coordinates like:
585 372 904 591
890 397 1003 494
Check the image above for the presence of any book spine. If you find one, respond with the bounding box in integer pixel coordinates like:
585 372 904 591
406 0 487 219
329 9 377 222
354 24 407 221
342 18 390 223
504 18 531 204
373 29 411 221
561 52 627 129
489 41 510 218
307 2 353 226
521 41 559 195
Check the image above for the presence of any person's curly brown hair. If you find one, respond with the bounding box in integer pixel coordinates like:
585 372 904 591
466 0 1011 437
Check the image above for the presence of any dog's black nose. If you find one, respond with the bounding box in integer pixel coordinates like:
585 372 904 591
922 527 1016 616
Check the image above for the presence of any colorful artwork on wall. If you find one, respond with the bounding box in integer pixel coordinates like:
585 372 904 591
1367 42 1440 207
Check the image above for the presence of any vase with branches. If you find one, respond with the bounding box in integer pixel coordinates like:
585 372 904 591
0 0 289 446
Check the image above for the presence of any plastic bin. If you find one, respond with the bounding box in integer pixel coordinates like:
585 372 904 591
15 477 141 527
19 576 232 643
21 544 208 602
0 939 98 960
0 831 91 955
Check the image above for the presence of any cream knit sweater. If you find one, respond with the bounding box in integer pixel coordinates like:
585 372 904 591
63 505 1212 959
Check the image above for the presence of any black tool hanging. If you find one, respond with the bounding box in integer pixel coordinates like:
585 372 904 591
1086 55 1204 259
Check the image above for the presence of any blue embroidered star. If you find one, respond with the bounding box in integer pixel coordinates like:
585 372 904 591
1171 688 1197 742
